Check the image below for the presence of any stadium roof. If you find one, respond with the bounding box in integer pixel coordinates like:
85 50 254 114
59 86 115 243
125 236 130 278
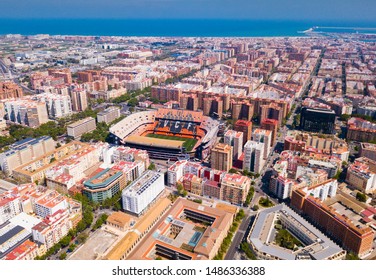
155 108 203 122
125 135 184 149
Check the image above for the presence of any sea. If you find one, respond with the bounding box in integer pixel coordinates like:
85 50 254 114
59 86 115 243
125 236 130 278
0 19 376 37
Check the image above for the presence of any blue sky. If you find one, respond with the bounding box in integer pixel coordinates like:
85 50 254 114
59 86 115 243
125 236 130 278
1 0 375 21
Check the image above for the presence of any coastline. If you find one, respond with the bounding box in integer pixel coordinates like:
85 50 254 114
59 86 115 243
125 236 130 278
0 19 375 37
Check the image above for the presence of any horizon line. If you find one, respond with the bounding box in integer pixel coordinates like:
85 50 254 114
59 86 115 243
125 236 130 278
0 18 376 23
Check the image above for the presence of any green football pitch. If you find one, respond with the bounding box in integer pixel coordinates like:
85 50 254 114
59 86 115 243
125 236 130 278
146 134 198 151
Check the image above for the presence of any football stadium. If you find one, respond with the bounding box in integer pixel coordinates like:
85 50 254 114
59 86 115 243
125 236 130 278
110 108 219 160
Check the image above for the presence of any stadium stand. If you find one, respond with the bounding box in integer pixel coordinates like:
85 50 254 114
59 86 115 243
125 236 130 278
110 109 219 160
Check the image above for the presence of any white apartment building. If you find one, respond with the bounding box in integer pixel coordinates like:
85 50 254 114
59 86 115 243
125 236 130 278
167 160 188 186
0 195 22 225
34 191 69 218
253 129 272 160
4 99 49 128
113 160 145 183
300 179 338 202
32 209 72 249
224 130 243 160
122 170 165 216
243 140 265 173
36 93 72 118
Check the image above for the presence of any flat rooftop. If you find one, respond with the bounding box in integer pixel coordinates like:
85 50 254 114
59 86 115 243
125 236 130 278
84 168 122 189
127 197 234 260
123 170 161 197
67 117 95 128
248 204 344 260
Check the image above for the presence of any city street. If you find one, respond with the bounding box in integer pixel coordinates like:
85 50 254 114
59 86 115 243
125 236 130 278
225 214 254 260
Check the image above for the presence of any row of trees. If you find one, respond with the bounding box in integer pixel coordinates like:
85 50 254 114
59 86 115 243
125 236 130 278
242 170 260 179
8 121 66 142
81 122 110 143
341 113 376 124
164 69 200 85
244 187 255 207
35 228 89 260
92 214 109 231
74 193 95 232
240 241 257 260
285 104 297 120
100 191 122 211
213 209 245 260
148 162 156 170
112 86 152 104
57 108 98 127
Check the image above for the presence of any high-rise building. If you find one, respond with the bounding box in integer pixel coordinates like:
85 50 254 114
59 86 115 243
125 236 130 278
243 140 265 173
261 118 279 146
210 143 233 172
347 117 376 142
67 117 96 139
4 100 49 128
35 93 72 119
70 89 88 112
231 100 254 121
283 130 349 162
253 129 272 160
122 170 165 216
151 85 182 102
203 97 223 118
300 107 336 134
221 173 251 205
34 190 69 218
234 120 252 146
269 176 296 200
224 130 243 160
260 103 284 126
77 71 97 83
203 180 222 200
32 209 73 250
180 94 198 111
0 194 22 225
12 141 94 184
